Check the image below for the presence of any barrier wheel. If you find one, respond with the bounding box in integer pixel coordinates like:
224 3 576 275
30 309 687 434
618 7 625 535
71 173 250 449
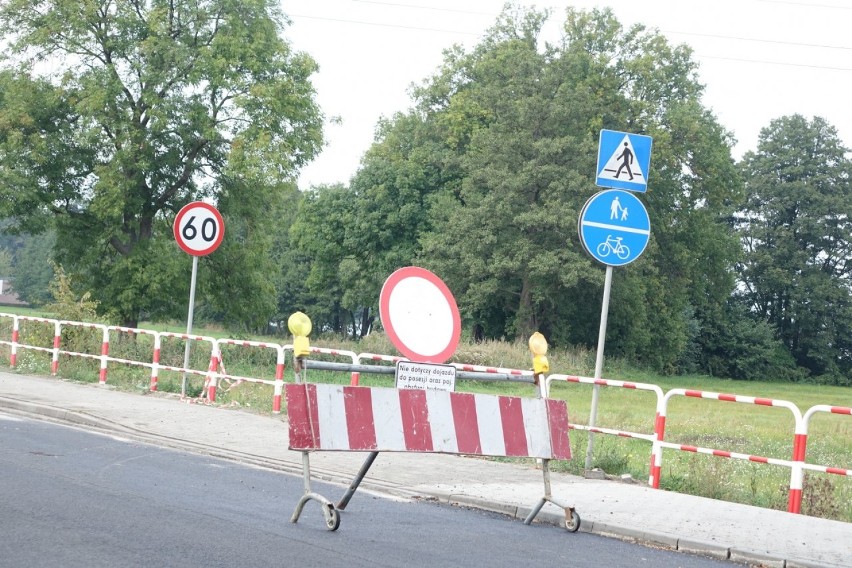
325 506 341 531
565 510 580 533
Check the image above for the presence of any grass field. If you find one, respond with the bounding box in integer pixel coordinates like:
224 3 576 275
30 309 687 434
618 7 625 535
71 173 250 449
0 308 849 522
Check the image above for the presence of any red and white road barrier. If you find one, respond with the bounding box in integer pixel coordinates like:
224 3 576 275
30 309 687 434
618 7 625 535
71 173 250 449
156 331 218 401
216 339 286 413
547 374 664 486
309 346 359 386
103 326 161 391
790 405 852 511
659 388 805 513
286 382 572 460
55 321 110 383
5 316 65 374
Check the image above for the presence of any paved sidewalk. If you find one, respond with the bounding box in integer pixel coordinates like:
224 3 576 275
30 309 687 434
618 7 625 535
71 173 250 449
0 372 849 568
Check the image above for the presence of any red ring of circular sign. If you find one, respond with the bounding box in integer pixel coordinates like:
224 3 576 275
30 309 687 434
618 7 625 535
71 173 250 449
173 201 225 257
379 266 461 363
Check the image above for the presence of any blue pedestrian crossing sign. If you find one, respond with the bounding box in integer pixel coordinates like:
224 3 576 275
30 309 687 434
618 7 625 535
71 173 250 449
596 130 653 192
578 190 650 267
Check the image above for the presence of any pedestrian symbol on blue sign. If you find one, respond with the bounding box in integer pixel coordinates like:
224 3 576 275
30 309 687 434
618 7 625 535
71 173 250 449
596 130 653 193
579 190 650 267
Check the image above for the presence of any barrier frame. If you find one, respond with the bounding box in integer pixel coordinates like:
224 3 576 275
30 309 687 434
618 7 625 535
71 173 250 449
215 338 286 413
657 388 805 513
546 374 664 486
287 355 579 532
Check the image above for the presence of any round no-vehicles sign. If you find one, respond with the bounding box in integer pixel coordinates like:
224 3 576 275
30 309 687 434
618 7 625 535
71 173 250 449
173 202 225 256
379 266 461 364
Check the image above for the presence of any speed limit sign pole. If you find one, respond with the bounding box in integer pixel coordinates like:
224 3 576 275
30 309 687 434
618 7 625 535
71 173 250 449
173 201 225 398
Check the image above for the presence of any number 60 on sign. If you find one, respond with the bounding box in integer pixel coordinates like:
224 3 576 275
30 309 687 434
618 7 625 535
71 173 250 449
173 201 225 256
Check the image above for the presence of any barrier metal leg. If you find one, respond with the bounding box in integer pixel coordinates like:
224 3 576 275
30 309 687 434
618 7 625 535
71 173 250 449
290 451 340 531
523 459 580 532
337 451 380 510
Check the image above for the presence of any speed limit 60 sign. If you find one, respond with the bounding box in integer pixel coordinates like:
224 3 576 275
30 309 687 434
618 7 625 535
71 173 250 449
174 201 225 256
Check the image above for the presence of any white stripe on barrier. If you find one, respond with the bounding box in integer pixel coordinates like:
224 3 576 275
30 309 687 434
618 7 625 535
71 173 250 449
476 393 505 456
426 389 457 453
373 387 405 449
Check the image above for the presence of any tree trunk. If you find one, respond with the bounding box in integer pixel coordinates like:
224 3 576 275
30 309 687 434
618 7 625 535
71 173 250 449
359 307 374 338
515 277 538 340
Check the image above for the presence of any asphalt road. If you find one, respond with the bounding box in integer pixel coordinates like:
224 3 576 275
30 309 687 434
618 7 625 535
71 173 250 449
0 412 738 568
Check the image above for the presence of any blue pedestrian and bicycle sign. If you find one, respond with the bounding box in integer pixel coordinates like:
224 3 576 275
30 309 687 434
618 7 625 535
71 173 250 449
596 129 653 193
579 190 650 267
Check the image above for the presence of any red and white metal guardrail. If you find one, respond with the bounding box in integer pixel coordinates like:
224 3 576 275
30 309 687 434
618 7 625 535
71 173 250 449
658 388 805 513
215 338 286 412
546 374 664 486
0 311 849 515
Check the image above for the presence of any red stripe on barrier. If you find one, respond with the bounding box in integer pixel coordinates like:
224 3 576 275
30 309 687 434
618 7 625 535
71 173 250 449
718 393 736 402
286 384 319 450
788 488 802 514
794 433 807 462
399 389 433 452
307 384 320 444
546 398 572 460
655 413 667 439
713 450 732 458
831 406 852 415
749 456 769 463
450 393 481 454
343 386 377 450
682 445 698 452
499 396 528 457
754 398 773 406
684 390 702 398
826 467 849 476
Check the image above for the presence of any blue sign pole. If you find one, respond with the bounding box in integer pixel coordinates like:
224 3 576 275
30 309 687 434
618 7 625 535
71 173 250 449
578 189 651 470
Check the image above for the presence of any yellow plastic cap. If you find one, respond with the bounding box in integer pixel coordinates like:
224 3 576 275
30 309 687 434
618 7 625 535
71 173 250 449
528 332 548 356
288 311 312 337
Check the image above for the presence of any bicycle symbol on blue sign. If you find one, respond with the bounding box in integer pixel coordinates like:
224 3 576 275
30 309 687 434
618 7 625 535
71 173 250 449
596 235 630 260
578 189 650 267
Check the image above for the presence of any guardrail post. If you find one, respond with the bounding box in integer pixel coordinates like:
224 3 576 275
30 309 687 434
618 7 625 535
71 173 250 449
10 315 19 367
206 342 219 402
51 320 61 375
149 333 161 391
651 403 667 489
272 346 285 413
788 440 805 514
98 325 110 384
350 354 360 386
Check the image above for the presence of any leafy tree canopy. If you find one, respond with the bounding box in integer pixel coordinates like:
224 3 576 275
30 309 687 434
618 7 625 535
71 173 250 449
308 5 742 371
737 114 852 383
0 0 323 327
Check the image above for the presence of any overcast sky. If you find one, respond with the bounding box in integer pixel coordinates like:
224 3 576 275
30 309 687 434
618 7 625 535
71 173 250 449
282 0 852 189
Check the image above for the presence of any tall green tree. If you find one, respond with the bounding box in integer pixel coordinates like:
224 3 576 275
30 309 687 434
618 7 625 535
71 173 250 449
289 183 364 337
737 115 852 383
0 0 322 327
357 6 741 370
9 231 56 306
